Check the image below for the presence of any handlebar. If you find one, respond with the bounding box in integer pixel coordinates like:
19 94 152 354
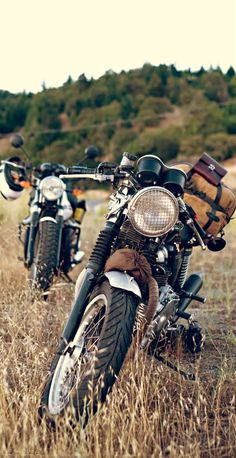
67 166 97 175
59 170 115 183
0 159 121 183
60 163 122 183
1 160 25 170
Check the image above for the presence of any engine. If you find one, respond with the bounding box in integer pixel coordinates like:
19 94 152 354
114 219 171 289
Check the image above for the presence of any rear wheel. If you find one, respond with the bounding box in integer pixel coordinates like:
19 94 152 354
40 280 138 424
29 220 59 292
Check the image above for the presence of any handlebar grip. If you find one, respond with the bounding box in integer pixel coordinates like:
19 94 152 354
67 166 96 174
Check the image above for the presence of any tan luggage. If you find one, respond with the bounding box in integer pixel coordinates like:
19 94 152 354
176 162 236 236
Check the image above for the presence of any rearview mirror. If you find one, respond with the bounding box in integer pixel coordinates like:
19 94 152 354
84 145 99 160
10 133 24 149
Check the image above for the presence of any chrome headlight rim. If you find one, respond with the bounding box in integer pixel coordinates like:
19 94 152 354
128 186 179 237
40 176 65 201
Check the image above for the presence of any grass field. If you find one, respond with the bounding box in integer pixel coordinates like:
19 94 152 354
0 195 235 458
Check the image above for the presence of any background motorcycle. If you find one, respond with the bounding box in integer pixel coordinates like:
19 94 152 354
0 134 98 293
39 152 235 425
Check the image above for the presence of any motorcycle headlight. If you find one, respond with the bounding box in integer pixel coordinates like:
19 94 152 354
128 187 179 237
40 176 65 201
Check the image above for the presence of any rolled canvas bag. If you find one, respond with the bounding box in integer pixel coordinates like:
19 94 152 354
176 154 236 237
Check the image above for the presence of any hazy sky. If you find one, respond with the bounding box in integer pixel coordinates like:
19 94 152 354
1 0 235 93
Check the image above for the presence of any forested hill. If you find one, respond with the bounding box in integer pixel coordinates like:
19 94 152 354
1 64 236 165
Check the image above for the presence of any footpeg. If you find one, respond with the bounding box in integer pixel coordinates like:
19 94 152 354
175 310 192 320
181 290 206 304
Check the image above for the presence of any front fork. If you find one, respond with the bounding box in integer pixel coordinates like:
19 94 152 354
51 221 119 369
25 210 40 268
55 213 63 266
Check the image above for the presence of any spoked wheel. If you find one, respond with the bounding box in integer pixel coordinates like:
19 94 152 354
48 293 107 415
40 280 139 425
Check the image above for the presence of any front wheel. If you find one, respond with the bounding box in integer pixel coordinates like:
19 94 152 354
29 220 59 292
40 280 139 424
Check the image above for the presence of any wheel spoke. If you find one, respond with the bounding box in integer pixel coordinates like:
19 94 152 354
48 293 108 414
83 311 105 339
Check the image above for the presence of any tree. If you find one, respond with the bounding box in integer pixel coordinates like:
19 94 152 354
228 76 236 96
179 134 205 159
156 64 169 85
226 66 235 78
148 73 164 97
25 92 62 131
63 75 73 86
170 64 181 77
77 73 91 90
195 66 206 77
186 101 224 136
205 132 236 160
120 96 135 119
0 92 31 133
127 126 181 162
140 63 155 83
201 72 228 103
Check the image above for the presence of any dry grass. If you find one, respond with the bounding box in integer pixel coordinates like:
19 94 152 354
0 198 235 458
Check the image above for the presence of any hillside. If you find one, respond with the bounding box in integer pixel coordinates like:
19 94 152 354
0 64 236 166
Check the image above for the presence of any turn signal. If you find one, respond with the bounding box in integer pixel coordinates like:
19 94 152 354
73 189 83 197
20 180 31 188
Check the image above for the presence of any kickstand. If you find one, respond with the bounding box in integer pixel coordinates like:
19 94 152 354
150 353 197 381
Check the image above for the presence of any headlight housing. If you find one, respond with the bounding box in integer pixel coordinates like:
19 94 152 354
40 176 65 201
128 187 179 237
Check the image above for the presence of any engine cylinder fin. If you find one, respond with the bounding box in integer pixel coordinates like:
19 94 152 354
115 220 170 288
115 220 146 251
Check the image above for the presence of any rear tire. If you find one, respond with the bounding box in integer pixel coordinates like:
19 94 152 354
39 280 139 425
29 220 59 292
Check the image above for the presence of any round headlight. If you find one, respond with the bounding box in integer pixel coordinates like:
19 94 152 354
128 187 179 237
40 176 65 201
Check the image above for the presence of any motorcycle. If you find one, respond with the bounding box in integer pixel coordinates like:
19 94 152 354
0 134 99 293
39 152 236 425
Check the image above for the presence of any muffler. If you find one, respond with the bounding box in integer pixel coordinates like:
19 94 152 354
174 273 205 322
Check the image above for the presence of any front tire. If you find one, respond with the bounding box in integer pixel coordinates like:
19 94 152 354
40 280 139 424
29 220 59 292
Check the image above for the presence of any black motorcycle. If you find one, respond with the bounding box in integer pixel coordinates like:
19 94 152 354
39 152 235 424
0 134 98 293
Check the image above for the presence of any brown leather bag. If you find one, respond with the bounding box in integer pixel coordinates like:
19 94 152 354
176 161 236 236
190 152 227 186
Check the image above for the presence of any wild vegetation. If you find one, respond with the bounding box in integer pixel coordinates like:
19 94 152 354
0 64 236 456
0 195 235 457
1 64 236 165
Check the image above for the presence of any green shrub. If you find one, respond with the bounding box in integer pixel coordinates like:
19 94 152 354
204 132 236 161
127 126 182 162
179 134 205 159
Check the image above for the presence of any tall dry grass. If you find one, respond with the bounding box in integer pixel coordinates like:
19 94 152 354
0 196 235 457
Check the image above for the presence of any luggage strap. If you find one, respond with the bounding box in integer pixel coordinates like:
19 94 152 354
185 184 231 232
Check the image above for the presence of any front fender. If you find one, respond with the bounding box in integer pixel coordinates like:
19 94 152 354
104 270 142 298
39 216 57 224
